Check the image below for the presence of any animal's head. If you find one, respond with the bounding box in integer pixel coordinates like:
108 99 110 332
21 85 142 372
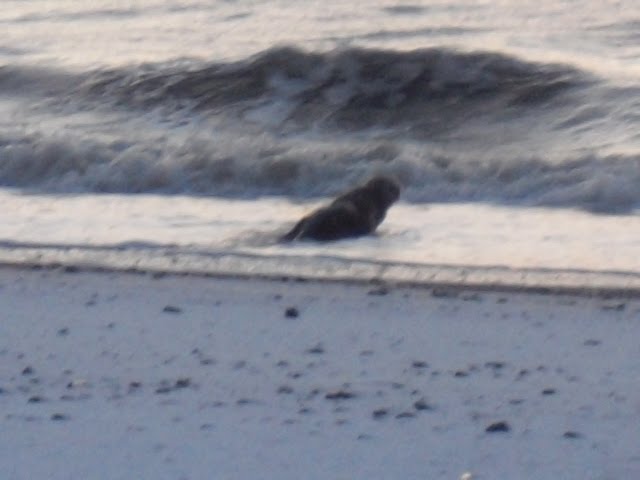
365 175 401 208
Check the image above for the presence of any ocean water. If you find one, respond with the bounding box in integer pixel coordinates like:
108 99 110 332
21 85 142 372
1 0 639 287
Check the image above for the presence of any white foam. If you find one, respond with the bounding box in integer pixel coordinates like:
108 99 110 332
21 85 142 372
1 190 639 288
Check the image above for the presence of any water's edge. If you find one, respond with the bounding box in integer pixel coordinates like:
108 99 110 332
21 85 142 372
3 244 640 298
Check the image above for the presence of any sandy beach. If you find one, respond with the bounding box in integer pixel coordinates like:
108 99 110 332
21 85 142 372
1 265 639 480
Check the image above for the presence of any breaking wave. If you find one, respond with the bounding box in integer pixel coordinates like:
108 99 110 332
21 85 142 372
80 46 588 132
1 46 638 213
1 130 639 213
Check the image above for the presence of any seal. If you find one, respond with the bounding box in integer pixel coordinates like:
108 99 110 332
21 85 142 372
281 175 400 242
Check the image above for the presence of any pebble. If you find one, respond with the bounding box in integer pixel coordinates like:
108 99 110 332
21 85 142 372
284 307 299 318
372 408 388 419
485 421 510 433
175 378 191 389
325 390 356 400
162 305 182 314
485 361 505 370
306 344 325 355
395 412 416 419
277 385 294 395
413 399 433 411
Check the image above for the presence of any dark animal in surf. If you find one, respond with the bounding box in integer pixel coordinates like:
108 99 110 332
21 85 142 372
281 176 401 242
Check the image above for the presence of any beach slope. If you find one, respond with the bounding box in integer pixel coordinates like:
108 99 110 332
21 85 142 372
1 267 639 479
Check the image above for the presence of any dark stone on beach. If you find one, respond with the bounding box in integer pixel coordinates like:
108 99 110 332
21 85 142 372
485 361 506 370
163 305 182 314
129 381 142 390
396 411 416 419
277 385 294 395
486 421 510 433
22 366 34 376
372 408 389 419
563 431 582 439
412 360 428 369
325 390 356 401
51 413 69 421
454 370 469 378
27 396 44 404
175 378 191 389
57 328 70 337
284 307 299 318
414 399 433 411
542 388 556 396
155 383 173 394
583 339 601 347
306 344 325 355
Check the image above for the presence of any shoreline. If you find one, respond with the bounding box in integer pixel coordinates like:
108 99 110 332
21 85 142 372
2 243 640 299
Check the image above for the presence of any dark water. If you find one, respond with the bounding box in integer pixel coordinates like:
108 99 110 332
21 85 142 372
1 1 639 213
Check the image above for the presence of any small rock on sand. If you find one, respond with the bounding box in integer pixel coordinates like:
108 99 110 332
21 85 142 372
162 305 182 314
305 344 325 354
372 408 388 419
485 421 510 433
413 399 433 411
325 390 356 400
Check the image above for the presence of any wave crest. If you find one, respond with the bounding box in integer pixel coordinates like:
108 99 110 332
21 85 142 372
1 131 638 213
82 46 588 131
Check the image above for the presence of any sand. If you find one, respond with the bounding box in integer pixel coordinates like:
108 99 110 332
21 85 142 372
1 266 639 480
